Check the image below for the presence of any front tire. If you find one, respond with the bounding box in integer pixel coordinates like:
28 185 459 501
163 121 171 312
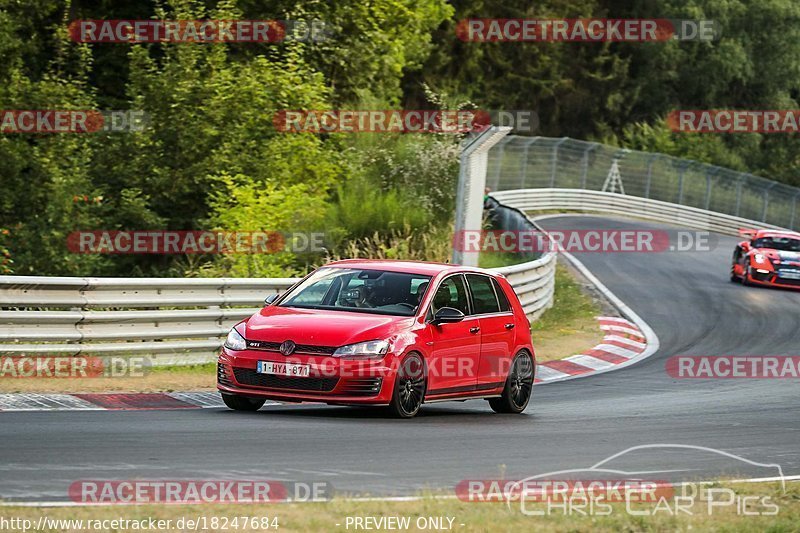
389 352 426 418
221 393 266 411
489 351 534 414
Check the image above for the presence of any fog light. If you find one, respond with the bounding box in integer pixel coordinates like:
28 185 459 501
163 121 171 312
756 269 770 274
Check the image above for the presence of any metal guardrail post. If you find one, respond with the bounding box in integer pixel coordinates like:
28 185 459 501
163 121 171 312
492 139 507 187
519 136 539 189
581 143 599 189
704 167 719 210
735 176 744 217
453 127 512 266
676 162 689 205
550 137 568 187
762 182 777 223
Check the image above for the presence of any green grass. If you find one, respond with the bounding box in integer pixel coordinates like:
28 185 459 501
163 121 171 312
3 481 797 532
151 362 216 375
478 252 522 269
533 265 599 334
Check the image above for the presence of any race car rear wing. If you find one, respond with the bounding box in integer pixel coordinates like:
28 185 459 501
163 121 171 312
738 228 759 239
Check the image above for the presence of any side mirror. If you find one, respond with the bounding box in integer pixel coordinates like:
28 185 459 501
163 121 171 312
264 293 279 305
431 306 465 326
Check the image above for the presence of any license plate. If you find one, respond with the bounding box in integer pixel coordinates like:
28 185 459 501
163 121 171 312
257 361 310 377
779 270 800 279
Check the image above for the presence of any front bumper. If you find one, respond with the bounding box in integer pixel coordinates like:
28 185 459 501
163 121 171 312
217 349 397 405
746 268 800 290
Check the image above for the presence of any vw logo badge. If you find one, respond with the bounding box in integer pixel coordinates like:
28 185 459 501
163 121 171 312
279 340 296 356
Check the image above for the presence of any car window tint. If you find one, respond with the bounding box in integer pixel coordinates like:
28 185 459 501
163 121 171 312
466 274 500 314
431 275 469 315
492 278 511 312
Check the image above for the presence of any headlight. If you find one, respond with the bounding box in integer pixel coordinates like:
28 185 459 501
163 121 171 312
754 253 766 264
333 340 389 358
224 327 246 351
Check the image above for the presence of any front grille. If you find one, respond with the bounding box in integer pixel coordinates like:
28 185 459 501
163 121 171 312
294 344 337 355
338 378 383 397
217 363 233 387
232 367 338 392
245 340 336 355
776 269 800 286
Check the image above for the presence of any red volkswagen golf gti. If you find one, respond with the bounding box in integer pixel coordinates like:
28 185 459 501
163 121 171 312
217 260 536 418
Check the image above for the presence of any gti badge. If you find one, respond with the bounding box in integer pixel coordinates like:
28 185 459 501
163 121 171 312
279 340 296 356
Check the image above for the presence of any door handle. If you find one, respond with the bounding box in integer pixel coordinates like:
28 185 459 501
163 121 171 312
505 323 515 330
469 326 480 334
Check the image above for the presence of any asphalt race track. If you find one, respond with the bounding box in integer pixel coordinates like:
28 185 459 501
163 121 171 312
2 215 800 502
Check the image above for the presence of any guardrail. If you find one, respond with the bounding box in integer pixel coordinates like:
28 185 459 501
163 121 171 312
0 251 556 365
492 188 790 236
487 136 800 231
0 277 295 365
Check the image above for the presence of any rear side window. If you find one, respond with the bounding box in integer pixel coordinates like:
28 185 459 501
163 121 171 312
492 278 511 312
466 274 500 315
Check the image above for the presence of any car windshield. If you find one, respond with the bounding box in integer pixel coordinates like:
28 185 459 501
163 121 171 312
278 268 432 317
753 237 800 252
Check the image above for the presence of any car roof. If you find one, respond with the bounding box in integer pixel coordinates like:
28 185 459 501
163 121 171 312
754 229 800 240
323 259 500 277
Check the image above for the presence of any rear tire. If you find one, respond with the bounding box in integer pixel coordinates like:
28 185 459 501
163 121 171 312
489 351 534 414
221 393 266 411
389 352 426 418
730 267 739 283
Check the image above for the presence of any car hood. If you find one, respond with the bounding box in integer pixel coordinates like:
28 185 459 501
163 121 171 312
244 306 415 347
753 248 800 263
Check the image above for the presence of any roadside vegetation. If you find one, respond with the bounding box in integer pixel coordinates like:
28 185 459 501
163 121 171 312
4 1 800 278
532 265 605 363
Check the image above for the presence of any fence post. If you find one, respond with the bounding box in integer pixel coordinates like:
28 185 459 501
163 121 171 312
704 167 718 210
581 143 599 189
492 140 507 188
676 162 687 205
453 127 512 266
735 176 744 217
550 137 568 188
645 154 658 199
762 182 777 223
520 136 539 189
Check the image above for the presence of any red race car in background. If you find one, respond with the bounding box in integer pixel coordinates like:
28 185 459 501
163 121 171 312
218 260 536 418
731 229 800 289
